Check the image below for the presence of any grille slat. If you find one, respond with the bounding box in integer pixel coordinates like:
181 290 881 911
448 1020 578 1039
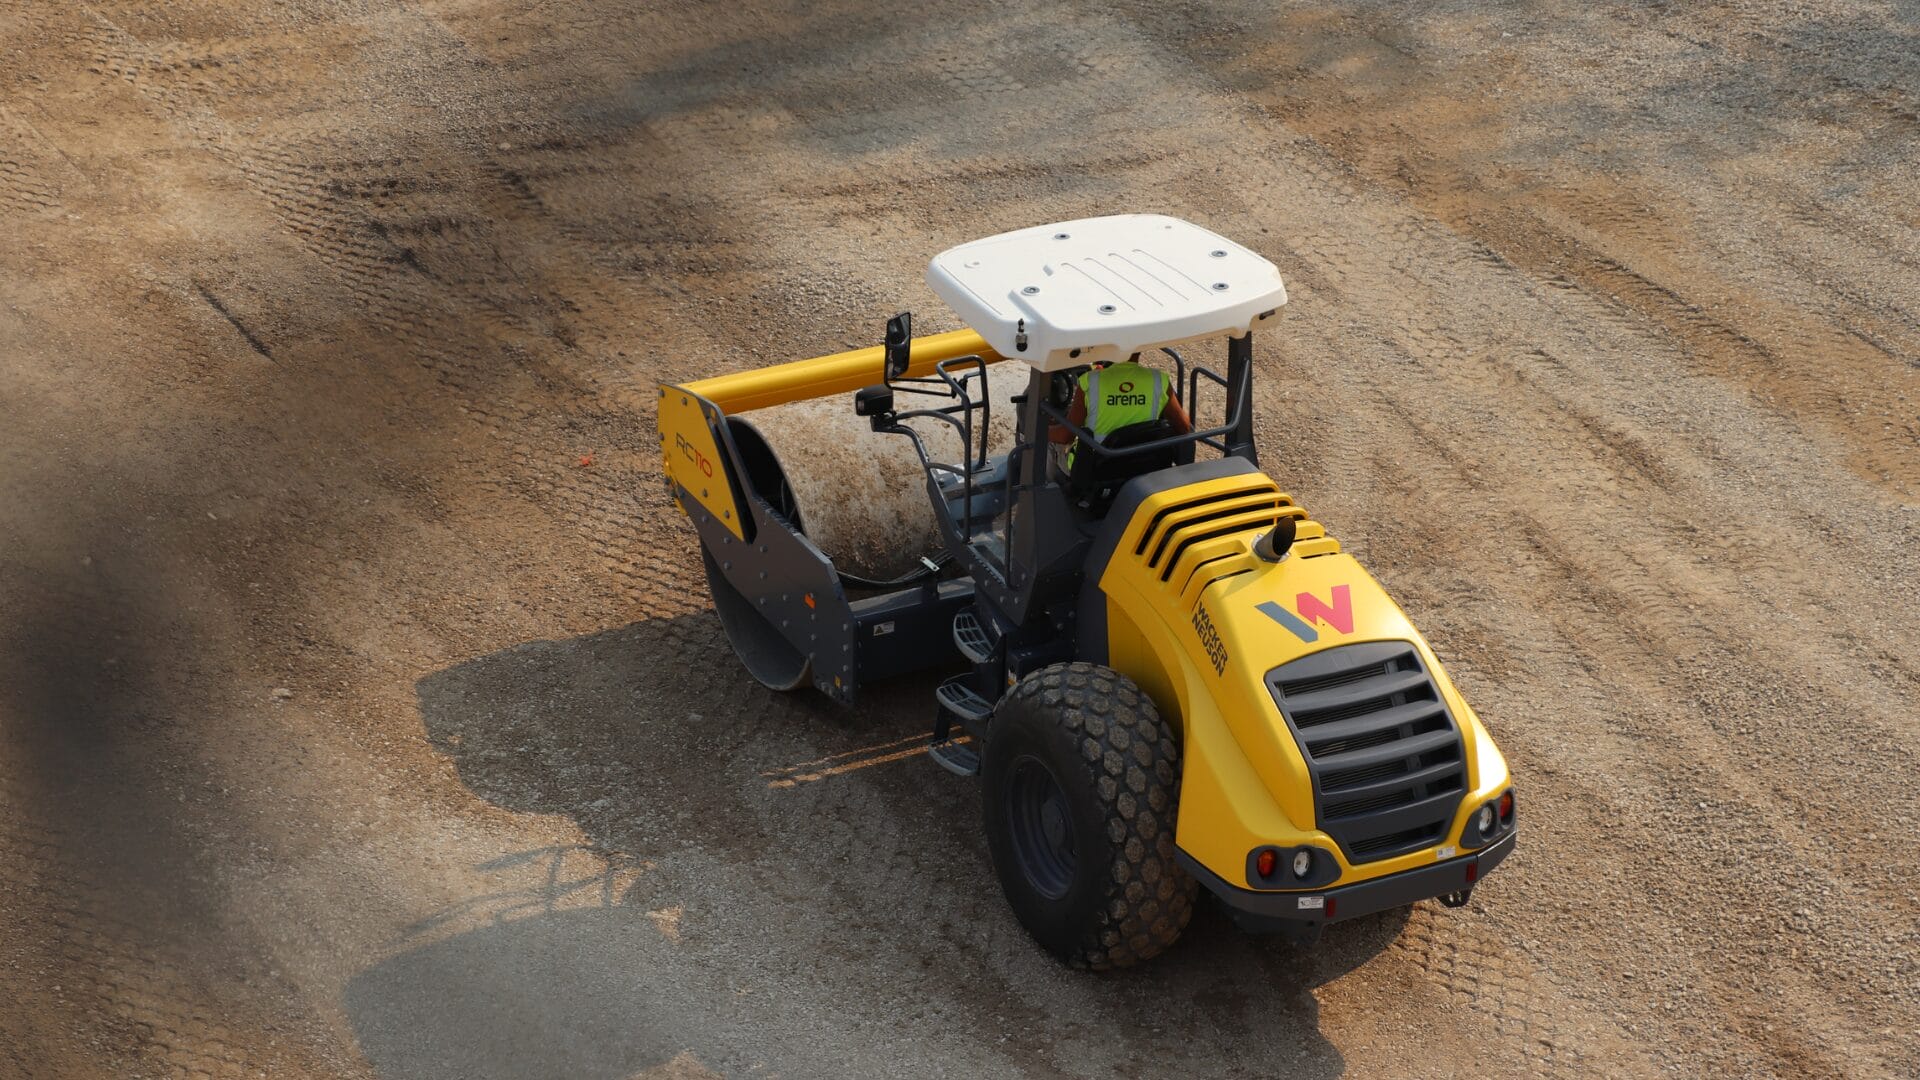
1320 758 1466 806
1283 668 1432 715
1322 759 1408 789
1331 789 1466 837
1277 662 1388 699
1352 824 1447 858
1310 727 1459 772
1267 641 1468 864
1291 698 1389 726
1298 699 1448 747
1323 789 1412 819
1308 728 1402 757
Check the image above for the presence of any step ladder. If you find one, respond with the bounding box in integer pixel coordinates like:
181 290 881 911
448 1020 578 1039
929 675 990 776
929 608 1004 777
952 608 997 664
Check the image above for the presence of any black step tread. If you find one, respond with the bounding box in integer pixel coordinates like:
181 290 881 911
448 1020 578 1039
952 609 997 665
935 676 994 724
927 738 980 777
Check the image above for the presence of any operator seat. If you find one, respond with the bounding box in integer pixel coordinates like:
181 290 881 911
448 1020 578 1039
1069 418 1182 514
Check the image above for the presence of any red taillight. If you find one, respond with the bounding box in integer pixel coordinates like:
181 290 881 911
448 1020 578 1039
1255 850 1277 878
1466 861 1479 884
1324 897 1337 918
1498 791 1513 821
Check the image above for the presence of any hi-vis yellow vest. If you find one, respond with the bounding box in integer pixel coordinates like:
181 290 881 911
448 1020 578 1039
1070 362 1165 467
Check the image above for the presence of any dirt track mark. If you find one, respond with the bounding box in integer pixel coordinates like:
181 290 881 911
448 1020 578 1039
1146 2 1918 501
192 280 276 362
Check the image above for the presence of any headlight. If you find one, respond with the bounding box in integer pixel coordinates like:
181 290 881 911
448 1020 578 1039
1465 791 1515 847
1292 850 1313 878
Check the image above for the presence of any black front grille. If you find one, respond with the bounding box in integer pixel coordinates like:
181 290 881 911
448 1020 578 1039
1267 641 1467 864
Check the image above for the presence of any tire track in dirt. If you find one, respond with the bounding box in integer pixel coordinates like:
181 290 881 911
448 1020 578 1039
1143 1 1918 501
1220 108 1917 639
0 107 69 217
68 1 729 620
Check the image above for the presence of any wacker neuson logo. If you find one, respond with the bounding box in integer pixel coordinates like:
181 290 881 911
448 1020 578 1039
1258 584 1354 643
1192 601 1230 675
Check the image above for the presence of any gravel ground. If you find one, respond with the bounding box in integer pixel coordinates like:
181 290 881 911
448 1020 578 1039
1 1 1915 1077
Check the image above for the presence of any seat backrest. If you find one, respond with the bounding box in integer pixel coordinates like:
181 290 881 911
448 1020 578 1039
1070 418 1181 508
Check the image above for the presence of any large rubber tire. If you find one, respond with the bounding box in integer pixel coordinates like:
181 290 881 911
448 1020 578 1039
981 662 1197 969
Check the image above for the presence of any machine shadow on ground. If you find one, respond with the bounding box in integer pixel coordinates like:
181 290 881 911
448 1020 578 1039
345 863 726 1080
394 610 1411 1077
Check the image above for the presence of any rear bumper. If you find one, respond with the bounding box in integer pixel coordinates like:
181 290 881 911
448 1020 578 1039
1179 830 1515 932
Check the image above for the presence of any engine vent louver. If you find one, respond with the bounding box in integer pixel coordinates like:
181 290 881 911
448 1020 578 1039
1123 478 1341 602
1266 641 1468 864
1139 484 1284 577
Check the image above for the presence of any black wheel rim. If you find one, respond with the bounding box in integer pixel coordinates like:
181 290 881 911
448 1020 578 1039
1006 755 1077 901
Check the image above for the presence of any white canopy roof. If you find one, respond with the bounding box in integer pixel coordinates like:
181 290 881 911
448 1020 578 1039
927 213 1287 372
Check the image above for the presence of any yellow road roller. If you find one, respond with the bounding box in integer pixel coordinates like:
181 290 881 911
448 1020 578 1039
658 214 1514 967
